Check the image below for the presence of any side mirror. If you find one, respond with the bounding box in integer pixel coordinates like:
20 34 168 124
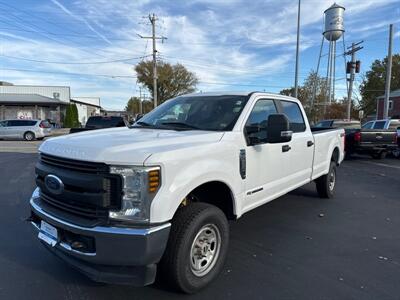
266 114 293 143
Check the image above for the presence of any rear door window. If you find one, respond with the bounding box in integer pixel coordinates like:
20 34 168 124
373 121 386 129
280 100 306 132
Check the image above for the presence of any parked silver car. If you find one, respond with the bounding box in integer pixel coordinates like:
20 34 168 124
0 119 52 141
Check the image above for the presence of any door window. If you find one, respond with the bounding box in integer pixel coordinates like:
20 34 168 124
0 121 7 127
8 120 23 127
245 99 277 143
8 120 36 126
280 100 306 132
373 121 386 129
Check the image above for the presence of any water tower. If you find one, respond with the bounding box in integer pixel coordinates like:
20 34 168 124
311 3 346 115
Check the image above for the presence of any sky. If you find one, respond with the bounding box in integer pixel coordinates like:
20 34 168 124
0 0 399 110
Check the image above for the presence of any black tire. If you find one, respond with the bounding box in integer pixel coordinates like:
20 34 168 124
371 151 386 159
24 131 35 141
315 161 337 198
159 202 229 294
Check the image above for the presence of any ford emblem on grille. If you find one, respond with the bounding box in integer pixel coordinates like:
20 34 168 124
44 174 64 195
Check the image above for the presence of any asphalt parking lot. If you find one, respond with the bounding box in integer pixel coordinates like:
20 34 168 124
0 146 399 299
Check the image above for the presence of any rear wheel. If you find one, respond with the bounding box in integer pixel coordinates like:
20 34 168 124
23 131 35 141
159 202 229 294
315 161 336 198
371 151 386 159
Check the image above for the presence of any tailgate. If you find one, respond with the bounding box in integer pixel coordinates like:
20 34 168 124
360 130 397 145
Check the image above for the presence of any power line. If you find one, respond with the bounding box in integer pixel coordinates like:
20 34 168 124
2 67 136 78
0 54 152 65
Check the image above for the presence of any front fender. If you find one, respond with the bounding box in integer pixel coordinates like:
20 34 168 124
147 145 244 223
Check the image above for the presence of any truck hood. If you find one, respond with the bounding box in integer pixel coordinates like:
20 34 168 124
39 127 224 165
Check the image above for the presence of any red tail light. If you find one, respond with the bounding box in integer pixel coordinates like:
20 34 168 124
39 122 45 128
354 132 361 142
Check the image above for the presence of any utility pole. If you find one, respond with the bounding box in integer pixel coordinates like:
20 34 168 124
139 87 143 114
294 0 301 99
138 14 167 108
345 41 363 120
383 24 394 119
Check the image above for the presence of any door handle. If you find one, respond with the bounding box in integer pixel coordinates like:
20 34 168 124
307 140 314 147
282 145 291 152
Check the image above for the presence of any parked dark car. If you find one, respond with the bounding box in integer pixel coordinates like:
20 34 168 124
69 116 127 134
314 119 361 129
345 128 398 159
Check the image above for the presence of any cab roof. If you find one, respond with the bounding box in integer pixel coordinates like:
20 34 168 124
183 91 299 102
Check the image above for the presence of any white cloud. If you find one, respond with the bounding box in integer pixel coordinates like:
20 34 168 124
1 0 398 109
50 0 112 45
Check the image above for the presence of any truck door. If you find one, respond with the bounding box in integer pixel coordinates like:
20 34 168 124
278 100 314 187
243 98 287 210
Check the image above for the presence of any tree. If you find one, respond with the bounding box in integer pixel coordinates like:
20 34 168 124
135 60 198 105
64 103 79 128
359 53 400 116
125 97 141 114
280 70 329 122
125 97 154 115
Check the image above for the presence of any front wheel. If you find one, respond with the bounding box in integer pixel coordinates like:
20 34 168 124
23 131 35 141
159 203 229 294
315 161 337 198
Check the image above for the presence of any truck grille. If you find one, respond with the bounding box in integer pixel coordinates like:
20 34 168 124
40 153 108 174
36 153 122 224
40 192 109 220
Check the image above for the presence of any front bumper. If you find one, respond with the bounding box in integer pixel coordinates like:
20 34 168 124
29 190 171 286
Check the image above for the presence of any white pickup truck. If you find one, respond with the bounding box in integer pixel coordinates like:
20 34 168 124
29 92 344 293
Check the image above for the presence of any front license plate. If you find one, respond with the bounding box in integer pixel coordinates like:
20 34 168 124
38 221 58 247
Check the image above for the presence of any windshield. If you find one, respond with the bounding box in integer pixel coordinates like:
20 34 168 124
314 120 332 128
86 116 126 128
134 95 249 131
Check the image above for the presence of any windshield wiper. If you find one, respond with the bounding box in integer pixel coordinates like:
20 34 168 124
135 121 153 127
160 122 201 130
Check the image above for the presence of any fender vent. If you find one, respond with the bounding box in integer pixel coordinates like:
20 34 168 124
239 149 246 179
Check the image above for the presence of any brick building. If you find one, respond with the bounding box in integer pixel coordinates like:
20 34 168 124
376 89 400 119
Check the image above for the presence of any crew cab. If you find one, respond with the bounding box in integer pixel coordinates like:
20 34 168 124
28 92 344 293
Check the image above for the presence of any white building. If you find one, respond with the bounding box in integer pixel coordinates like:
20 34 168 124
0 83 102 127
71 97 102 126
0 84 70 102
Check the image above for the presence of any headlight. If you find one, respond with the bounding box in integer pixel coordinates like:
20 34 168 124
109 166 161 223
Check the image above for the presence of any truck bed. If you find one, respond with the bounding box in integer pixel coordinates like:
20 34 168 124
311 127 345 180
